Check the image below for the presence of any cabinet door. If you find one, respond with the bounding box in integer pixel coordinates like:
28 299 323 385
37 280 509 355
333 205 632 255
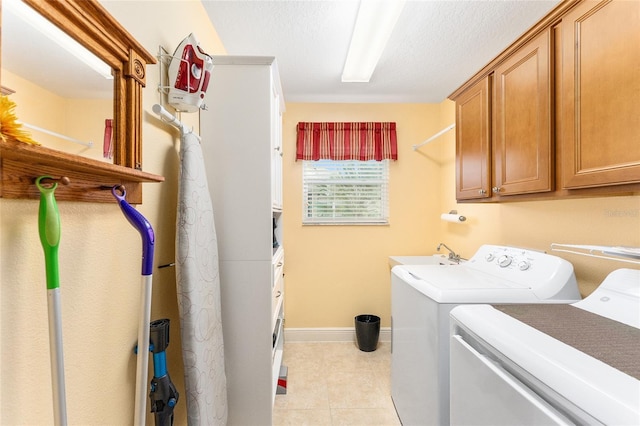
455 77 491 200
493 29 553 196
271 85 284 210
561 0 640 189
271 247 284 328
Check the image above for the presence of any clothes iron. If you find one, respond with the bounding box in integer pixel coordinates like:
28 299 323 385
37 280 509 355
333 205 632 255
168 33 213 113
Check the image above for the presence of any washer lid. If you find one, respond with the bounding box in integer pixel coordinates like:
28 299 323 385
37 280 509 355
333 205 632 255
394 265 540 303
404 265 530 289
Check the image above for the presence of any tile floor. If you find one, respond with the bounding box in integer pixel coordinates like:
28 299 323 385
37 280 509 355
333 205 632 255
273 341 401 426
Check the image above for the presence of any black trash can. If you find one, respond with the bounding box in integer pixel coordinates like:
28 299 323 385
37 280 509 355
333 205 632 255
354 314 380 352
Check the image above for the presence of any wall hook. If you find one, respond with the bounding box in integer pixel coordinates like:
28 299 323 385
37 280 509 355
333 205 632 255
36 176 71 188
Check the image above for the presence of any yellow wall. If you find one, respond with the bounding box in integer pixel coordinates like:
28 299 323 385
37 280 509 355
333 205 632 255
0 1 224 424
281 100 640 332
282 103 453 328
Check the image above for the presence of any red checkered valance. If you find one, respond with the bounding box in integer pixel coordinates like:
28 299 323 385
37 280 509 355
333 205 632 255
296 122 398 161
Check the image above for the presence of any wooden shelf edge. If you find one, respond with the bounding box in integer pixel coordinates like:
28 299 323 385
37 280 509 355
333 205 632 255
457 183 640 204
0 138 164 204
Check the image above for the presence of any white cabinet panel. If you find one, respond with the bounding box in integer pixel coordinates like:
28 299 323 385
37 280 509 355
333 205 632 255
201 56 285 425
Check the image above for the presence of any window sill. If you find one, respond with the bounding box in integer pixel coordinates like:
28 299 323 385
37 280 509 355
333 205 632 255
0 138 164 204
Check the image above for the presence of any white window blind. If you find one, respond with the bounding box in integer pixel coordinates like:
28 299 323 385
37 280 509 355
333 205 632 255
303 160 389 224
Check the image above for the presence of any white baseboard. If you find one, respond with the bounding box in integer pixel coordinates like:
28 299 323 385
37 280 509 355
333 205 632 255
284 327 391 343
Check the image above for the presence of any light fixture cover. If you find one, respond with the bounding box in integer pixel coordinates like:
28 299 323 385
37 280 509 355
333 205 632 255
342 0 406 83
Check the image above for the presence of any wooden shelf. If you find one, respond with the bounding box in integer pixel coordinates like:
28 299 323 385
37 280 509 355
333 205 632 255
0 138 164 204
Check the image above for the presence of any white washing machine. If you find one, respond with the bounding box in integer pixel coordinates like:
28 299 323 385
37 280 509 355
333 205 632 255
390 244 581 426
450 268 640 425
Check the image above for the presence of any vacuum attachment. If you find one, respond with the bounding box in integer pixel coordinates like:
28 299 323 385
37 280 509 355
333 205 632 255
149 319 179 426
168 33 214 113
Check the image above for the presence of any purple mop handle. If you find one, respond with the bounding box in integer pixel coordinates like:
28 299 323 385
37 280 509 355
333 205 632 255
112 186 155 276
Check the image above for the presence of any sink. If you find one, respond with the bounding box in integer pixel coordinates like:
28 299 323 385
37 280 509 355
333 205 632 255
388 255 461 268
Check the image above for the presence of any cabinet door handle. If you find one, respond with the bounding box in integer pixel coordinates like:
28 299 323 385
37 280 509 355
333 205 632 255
478 189 487 195
275 291 282 298
492 186 501 193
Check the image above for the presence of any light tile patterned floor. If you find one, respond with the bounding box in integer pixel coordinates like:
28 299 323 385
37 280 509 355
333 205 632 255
273 342 401 426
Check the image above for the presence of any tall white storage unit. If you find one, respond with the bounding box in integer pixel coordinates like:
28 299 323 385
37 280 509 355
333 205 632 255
200 56 285 425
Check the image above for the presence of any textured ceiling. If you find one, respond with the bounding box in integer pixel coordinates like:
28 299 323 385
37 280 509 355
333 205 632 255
202 0 561 103
2 0 562 104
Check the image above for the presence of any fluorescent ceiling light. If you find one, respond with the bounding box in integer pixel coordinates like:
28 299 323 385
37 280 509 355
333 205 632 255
5 0 113 80
342 0 406 83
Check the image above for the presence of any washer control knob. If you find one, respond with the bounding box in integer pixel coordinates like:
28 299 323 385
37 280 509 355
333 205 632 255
518 261 531 271
485 253 495 262
497 255 512 267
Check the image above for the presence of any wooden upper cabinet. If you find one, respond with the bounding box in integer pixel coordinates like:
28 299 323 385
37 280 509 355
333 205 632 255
493 29 553 196
450 0 639 202
455 77 491 200
561 0 640 188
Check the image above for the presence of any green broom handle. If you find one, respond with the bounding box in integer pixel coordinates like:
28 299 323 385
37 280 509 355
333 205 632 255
37 177 61 290
36 176 67 426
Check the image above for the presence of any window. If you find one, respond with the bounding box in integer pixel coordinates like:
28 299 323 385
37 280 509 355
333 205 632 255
303 159 389 225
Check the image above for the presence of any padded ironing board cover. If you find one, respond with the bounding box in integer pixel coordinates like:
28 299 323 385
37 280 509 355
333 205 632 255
176 131 227 425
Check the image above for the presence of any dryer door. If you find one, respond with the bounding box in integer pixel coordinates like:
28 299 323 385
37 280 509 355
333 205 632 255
450 335 576 426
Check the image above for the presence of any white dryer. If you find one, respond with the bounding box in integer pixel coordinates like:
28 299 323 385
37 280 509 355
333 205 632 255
391 244 581 426
450 268 640 425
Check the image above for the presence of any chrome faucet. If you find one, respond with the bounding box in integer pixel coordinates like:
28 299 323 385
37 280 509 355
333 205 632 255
437 243 460 263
